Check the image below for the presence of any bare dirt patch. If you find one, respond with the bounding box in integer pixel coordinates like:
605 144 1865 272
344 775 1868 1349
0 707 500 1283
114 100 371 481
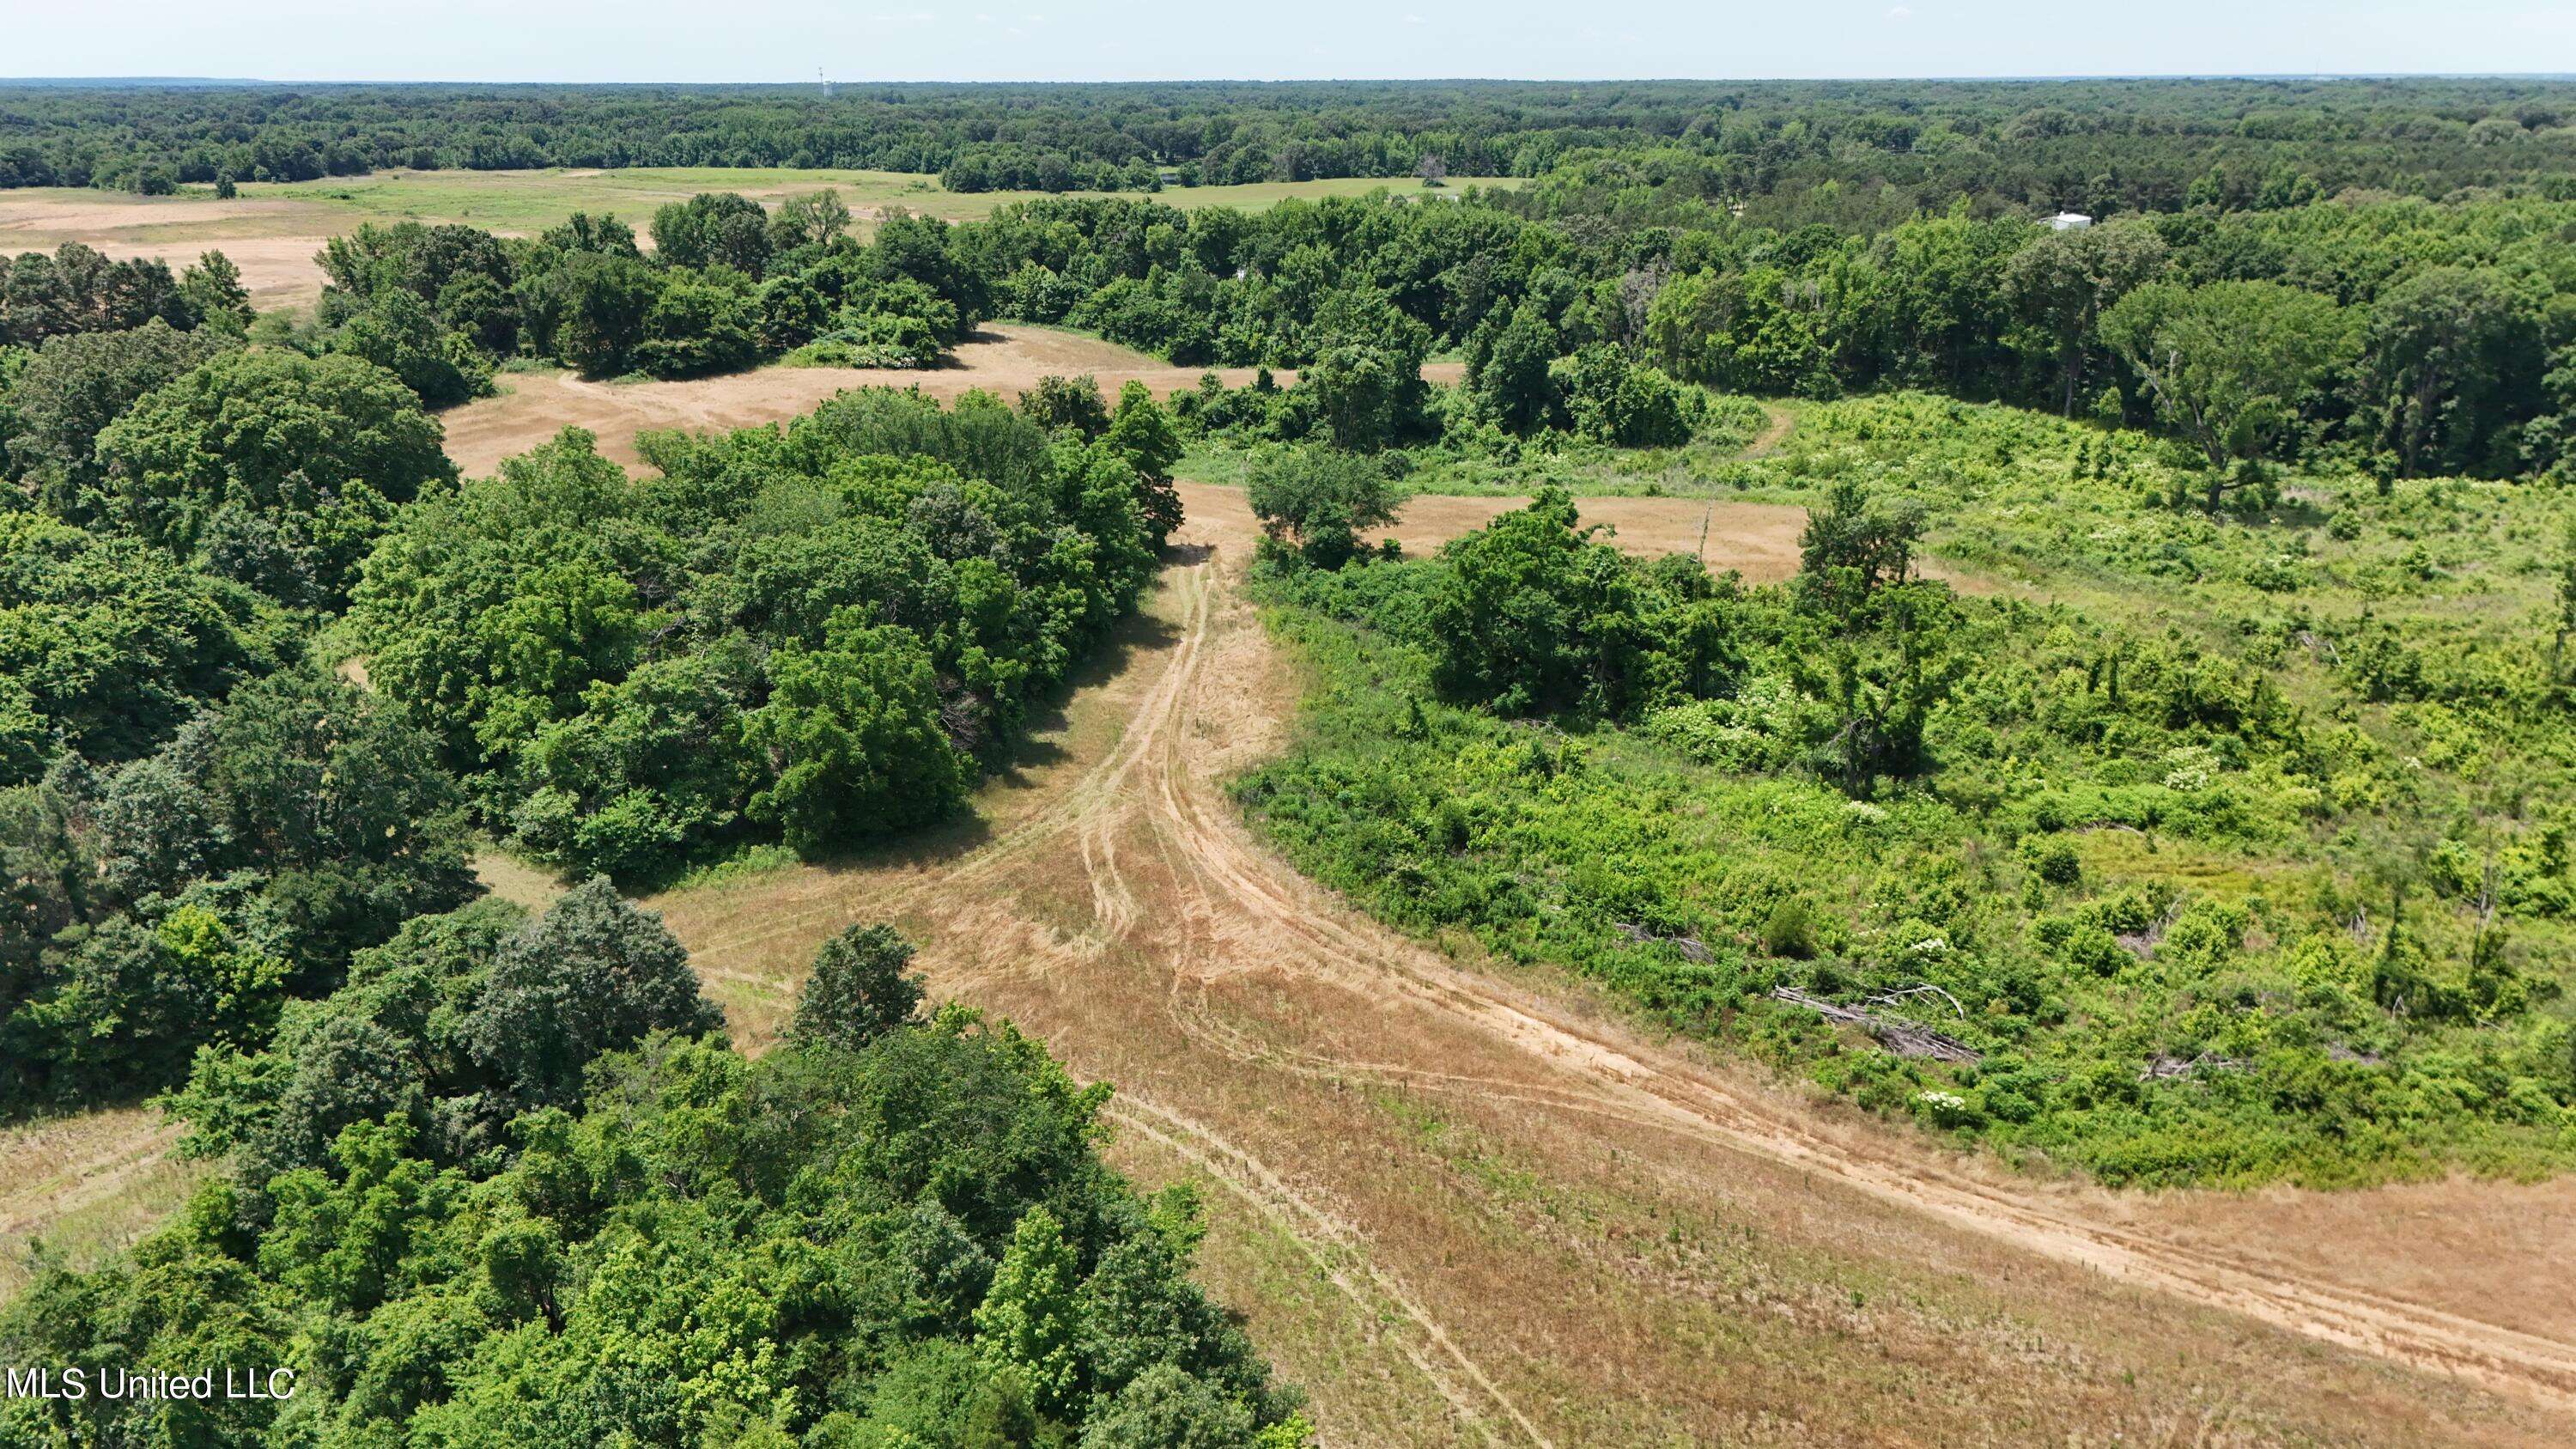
0 193 323 236
648 493 2576 1445
1380 490 1814 582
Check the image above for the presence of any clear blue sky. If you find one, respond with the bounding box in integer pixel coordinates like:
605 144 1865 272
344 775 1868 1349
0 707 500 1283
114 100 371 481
9 1 2572 83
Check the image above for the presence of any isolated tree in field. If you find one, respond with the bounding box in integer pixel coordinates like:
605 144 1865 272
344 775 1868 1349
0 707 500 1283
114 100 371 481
1796 475 1926 616
769 188 854 250
2360 265 2537 478
1246 446 1397 569
1415 152 1448 187
2002 220 2166 414
2099 279 2355 507
791 922 924 1052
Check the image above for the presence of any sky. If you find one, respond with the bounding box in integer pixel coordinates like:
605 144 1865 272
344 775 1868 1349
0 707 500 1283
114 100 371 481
4 0 2573 84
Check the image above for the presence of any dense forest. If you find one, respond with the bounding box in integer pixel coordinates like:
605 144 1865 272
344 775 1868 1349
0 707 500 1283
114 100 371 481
8 76 2576 212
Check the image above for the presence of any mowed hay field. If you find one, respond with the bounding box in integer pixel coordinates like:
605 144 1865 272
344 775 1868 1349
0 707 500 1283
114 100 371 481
443 324 1467 475
0 168 1521 312
0 1108 204 1302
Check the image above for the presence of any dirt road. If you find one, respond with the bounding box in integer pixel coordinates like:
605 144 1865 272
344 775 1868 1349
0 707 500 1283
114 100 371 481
658 484 2576 1446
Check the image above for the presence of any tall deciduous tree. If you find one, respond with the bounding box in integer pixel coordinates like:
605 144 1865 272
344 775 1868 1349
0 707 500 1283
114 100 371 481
791 922 924 1052
2360 265 2539 478
2099 279 2355 508
95 349 455 602
2002 221 2168 415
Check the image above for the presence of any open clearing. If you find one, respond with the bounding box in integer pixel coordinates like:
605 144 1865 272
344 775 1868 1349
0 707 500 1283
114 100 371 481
0 168 1517 313
442 326 1472 477
647 489 2576 1444
0 1107 203 1302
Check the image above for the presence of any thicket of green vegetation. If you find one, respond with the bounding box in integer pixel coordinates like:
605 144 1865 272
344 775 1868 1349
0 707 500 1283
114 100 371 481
1236 394 2576 1187
295 190 980 387
0 222 1183 1122
348 384 1176 882
3 895 1307 1446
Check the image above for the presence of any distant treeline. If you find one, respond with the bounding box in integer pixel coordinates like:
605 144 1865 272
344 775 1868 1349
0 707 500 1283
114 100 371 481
6 78 2576 210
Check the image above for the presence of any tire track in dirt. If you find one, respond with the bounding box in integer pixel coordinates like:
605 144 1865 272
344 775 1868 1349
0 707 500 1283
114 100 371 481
682 511 2576 1428
1107 1096 1552 1449
1110 552 2576 1417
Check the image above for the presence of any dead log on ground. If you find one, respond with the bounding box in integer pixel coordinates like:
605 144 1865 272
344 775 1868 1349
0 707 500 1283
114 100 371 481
1617 922 1715 964
2138 1052 2249 1083
1770 987 1982 1064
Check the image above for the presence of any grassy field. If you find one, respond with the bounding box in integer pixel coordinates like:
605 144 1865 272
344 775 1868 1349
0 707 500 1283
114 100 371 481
1235 389 2576 1191
3 169 1519 243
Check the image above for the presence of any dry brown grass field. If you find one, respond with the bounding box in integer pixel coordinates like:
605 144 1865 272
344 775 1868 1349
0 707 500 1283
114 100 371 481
440 326 1470 476
0 1108 203 1301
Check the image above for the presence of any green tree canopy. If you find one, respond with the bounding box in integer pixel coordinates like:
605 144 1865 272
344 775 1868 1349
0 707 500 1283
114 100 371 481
94 347 457 603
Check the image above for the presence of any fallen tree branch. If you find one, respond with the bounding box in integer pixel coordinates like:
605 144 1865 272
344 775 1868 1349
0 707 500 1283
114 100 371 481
2138 1052 2249 1083
1863 983 1965 1020
1616 922 1715 964
1770 987 1982 1065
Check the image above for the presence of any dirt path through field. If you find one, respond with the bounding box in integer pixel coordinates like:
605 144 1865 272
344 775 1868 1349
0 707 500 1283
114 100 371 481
657 481 2576 1445
1741 403 1795 457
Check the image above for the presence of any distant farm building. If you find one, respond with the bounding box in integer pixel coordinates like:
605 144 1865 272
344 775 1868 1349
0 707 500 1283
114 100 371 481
2046 211 2093 230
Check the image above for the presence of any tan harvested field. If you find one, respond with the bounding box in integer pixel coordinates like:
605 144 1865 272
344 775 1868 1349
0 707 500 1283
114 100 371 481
0 190 357 311
0 1107 203 1303
641 483 2576 1446
442 326 1466 477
